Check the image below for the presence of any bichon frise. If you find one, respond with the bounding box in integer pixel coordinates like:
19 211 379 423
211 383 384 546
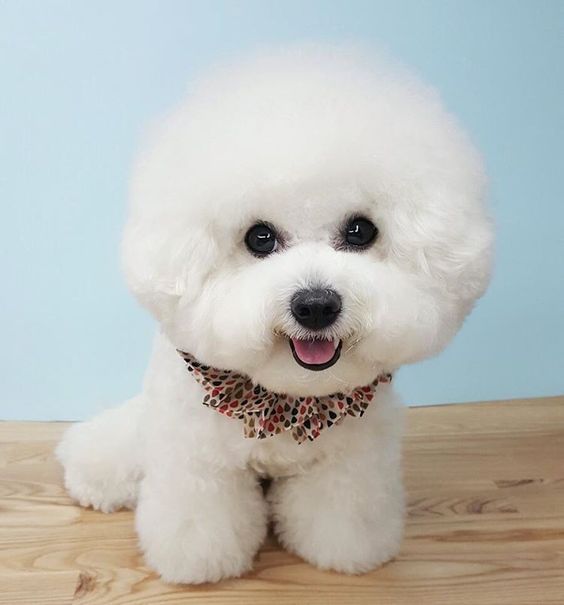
57 46 493 584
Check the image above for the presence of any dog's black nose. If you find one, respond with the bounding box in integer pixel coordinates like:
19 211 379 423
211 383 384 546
290 288 342 330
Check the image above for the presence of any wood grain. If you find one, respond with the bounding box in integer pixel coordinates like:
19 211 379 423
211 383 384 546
1 397 563 604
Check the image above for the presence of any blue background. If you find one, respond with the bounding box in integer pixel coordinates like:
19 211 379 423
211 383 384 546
1 1 563 420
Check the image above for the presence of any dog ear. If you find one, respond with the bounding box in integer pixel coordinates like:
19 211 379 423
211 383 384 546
121 212 219 323
121 219 185 320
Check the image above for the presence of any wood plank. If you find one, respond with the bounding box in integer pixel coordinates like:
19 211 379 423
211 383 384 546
0 571 78 605
0 396 563 604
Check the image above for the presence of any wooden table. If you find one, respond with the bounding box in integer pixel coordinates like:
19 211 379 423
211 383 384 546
1 396 563 604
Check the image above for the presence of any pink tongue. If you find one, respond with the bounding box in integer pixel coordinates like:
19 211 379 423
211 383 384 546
291 338 338 365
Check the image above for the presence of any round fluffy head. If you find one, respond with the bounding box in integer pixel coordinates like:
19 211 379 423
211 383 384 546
123 46 493 396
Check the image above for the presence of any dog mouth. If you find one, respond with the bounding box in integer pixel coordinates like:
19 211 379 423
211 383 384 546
288 338 342 371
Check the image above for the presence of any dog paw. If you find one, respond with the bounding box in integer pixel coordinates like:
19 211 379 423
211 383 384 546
57 455 140 512
135 471 268 584
276 509 402 573
139 530 259 584
269 474 404 574
56 401 143 512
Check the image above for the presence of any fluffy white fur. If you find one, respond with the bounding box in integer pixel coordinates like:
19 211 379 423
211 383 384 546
57 46 492 584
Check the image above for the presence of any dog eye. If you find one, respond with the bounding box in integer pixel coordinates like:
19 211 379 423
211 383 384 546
344 217 378 248
245 223 278 256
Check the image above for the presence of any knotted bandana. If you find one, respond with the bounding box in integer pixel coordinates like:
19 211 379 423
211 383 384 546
179 350 392 444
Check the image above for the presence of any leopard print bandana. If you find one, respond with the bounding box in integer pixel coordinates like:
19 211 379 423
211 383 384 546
178 350 392 444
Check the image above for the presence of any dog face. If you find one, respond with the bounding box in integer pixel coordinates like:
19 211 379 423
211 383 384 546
123 49 493 396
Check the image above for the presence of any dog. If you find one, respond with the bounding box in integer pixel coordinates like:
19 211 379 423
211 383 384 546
57 46 493 584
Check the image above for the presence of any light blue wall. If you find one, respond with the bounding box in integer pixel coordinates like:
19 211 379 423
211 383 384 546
1 1 562 420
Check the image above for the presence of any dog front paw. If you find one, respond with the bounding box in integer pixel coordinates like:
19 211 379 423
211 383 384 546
139 529 258 584
135 472 268 584
269 472 404 574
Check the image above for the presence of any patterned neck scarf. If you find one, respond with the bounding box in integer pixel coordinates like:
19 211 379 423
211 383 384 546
179 350 392 444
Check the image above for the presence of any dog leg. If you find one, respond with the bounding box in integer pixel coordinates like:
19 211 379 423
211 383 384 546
269 425 405 574
135 462 268 584
56 395 145 512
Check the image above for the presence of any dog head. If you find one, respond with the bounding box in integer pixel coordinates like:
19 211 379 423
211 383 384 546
123 48 493 396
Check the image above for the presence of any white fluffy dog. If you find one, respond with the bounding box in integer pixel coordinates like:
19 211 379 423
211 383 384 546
57 47 493 584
